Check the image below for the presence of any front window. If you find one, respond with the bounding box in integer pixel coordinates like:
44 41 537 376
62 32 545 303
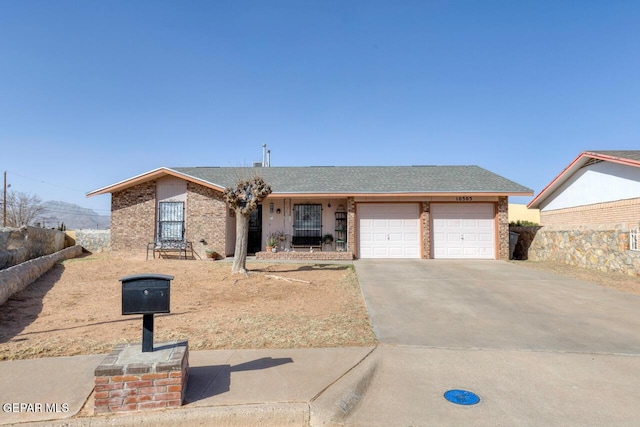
293 204 322 238
158 201 184 241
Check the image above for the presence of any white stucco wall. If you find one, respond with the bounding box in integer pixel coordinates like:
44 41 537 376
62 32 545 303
542 162 640 211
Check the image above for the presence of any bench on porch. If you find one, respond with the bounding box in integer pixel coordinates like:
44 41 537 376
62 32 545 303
146 239 194 260
290 235 323 251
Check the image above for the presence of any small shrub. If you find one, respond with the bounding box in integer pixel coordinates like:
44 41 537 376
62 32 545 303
509 220 539 227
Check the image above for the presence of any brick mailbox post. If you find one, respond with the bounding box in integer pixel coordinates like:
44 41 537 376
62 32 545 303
93 274 189 414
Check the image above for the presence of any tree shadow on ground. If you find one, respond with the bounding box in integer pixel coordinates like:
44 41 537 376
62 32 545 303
0 263 64 344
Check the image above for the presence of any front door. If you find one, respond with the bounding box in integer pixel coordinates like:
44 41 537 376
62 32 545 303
248 205 262 254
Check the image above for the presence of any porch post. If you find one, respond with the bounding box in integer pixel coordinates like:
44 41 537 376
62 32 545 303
347 197 356 256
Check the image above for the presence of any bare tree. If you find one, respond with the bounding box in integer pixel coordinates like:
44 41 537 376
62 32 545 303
223 175 272 274
4 191 45 227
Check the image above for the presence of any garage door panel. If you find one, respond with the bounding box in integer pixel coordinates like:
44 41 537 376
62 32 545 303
405 233 418 242
373 233 387 242
432 203 495 260
359 204 420 259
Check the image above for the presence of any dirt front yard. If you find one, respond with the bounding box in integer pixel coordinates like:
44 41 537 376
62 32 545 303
0 253 376 360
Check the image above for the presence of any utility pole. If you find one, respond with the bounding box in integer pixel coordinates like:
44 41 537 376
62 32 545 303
3 171 7 227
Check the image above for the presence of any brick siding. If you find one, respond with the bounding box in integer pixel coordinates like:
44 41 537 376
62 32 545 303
111 181 228 257
185 182 228 259
256 250 354 260
346 197 356 256
421 202 431 259
498 197 509 260
111 181 156 251
541 198 640 228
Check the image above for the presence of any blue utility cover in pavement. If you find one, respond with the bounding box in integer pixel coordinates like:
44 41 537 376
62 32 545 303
444 389 480 405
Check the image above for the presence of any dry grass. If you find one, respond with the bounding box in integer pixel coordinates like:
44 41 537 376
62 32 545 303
0 253 376 360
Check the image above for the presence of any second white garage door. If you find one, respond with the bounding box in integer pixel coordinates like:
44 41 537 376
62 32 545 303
359 203 420 259
432 203 495 259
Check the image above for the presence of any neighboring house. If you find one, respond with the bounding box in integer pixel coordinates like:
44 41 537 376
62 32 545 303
526 151 640 275
508 204 540 224
87 165 531 260
528 151 640 228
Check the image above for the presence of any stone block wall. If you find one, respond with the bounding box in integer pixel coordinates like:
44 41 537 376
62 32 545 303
0 245 83 306
0 226 66 270
527 225 640 276
186 182 227 259
66 229 111 253
111 182 156 252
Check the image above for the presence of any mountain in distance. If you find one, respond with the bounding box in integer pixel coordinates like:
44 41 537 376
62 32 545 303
41 201 110 230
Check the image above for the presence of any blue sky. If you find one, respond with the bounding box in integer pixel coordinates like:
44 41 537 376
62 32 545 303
1 0 638 216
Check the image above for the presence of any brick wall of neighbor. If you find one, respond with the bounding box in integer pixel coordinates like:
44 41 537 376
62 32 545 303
421 202 431 259
185 182 227 259
541 198 640 228
497 197 509 260
347 198 356 256
111 182 156 251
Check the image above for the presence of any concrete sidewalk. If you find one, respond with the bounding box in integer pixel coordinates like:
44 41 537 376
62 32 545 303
3 345 640 426
0 346 375 426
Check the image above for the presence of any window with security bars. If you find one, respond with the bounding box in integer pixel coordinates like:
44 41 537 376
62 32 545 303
293 204 322 239
158 202 185 241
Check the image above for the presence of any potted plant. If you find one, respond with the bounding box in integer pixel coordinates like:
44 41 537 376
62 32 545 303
266 233 279 252
322 234 334 244
205 249 217 259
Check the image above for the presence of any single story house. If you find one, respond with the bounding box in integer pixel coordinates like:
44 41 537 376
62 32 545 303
528 151 640 228
87 165 532 260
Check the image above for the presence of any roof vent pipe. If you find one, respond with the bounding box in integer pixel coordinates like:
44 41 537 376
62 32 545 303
267 150 271 167
262 144 267 167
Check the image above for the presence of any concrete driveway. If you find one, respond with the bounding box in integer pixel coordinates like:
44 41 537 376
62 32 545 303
356 259 640 353
338 260 640 426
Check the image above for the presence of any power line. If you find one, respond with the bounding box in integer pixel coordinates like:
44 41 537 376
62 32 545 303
7 170 86 193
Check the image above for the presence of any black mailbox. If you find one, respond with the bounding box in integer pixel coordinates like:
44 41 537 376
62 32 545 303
120 274 174 352
121 274 172 315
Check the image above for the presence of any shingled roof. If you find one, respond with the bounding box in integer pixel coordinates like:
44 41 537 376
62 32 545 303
585 150 640 163
88 165 532 197
172 165 531 195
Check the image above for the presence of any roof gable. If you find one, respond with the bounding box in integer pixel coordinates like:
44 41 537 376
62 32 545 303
528 150 640 209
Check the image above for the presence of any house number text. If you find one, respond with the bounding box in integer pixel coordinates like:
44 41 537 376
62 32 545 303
455 196 473 201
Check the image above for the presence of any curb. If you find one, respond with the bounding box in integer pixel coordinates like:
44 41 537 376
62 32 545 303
15 403 310 427
309 346 379 426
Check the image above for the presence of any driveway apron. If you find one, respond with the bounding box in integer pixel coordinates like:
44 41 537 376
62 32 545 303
355 259 640 354
345 260 640 426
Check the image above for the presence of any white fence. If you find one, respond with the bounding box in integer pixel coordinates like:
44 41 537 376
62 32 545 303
631 228 640 251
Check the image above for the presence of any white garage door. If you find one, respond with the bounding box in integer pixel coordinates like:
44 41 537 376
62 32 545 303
432 203 495 259
359 204 420 259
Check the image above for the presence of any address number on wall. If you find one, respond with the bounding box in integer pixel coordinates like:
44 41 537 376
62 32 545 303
455 196 473 202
